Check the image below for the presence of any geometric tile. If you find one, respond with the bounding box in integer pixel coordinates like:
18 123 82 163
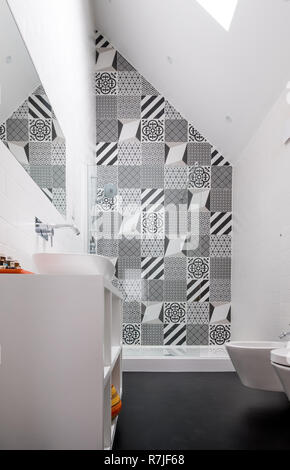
117 52 135 72
210 303 231 324
211 166 232 189
142 212 164 238
29 119 52 142
188 125 207 143
210 257 231 279
95 47 117 72
210 280 231 302
210 189 232 212
164 189 187 207
164 323 186 345
165 142 187 166
7 119 28 141
211 148 230 166
141 324 163 345
187 279 210 302
188 166 211 189
163 281 187 301
141 96 164 119
118 280 141 301
187 143 212 166
119 189 141 208
28 95 52 119
164 302 186 323
12 101 28 119
210 213 232 236
210 236 232 257
187 257 210 280
118 72 141 96
165 119 188 142
123 301 142 323
95 72 117 95
141 119 165 142
30 165 53 187
141 239 164 257
96 119 118 142
141 257 164 279
209 324 231 345
187 302 210 324
118 165 141 188
184 236 210 257
187 324 209 345
97 238 119 257
141 76 159 96
141 166 164 188
188 189 211 212
142 143 165 165
96 96 117 119
118 141 142 165
117 257 141 279
164 257 187 280
96 142 118 165
141 303 163 324
53 165 66 188
0 123 6 140
141 279 163 301
165 101 182 120
52 188 66 215
164 167 187 189
52 141 66 165
118 119 141 143
119 237 141 257
117 96 141 119
123 323 141 345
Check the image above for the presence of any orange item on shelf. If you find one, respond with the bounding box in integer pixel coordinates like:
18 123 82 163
111 385 122 420
0 269 34 274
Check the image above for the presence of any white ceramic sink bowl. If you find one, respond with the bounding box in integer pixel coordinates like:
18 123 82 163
226 341 287 391
33 253 115 280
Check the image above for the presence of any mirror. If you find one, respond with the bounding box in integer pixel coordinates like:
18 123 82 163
0 0 66 216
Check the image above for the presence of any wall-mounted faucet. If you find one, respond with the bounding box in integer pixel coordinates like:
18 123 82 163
35 218 80 247
279 326 290 339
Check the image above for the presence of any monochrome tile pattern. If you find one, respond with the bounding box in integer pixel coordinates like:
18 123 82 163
1 86 66 215
91 31 232 345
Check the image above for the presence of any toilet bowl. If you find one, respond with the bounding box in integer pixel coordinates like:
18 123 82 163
226 341 286 391
271 349 290 400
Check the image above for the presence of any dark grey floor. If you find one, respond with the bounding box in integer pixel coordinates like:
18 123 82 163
113 372 290 450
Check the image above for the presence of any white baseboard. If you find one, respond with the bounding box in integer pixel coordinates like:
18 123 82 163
122 346 235 372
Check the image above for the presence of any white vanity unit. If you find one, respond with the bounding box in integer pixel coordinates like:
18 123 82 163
0 275 122 450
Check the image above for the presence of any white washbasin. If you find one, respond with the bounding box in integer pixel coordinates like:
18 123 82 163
226 341 287 391
33 253 115 280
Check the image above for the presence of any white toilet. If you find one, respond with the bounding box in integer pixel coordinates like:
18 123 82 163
226 341 286 391
271 349 290 400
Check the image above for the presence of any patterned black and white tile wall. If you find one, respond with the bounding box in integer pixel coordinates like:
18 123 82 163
90 31 232 346
0 85 66 215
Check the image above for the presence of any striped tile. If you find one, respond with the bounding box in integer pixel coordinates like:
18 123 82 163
96 142 118 165
210 212 232 235
211 148 230 166
141 257 164 279
28 95 52 119
187 279 210 302
141 96 165 119
141 189 164 212
164 323 186 345
95 31 110 48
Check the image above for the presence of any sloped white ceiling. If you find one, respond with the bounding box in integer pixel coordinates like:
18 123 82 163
93 0 290 163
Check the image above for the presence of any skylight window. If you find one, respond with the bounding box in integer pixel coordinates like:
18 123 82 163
196 0 238 31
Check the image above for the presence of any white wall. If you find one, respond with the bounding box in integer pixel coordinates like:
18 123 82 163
232 87 290 340
0 142 81 272
8 0 96 250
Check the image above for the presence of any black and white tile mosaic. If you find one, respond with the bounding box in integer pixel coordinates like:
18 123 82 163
1 86 66 215
91 31 232 346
